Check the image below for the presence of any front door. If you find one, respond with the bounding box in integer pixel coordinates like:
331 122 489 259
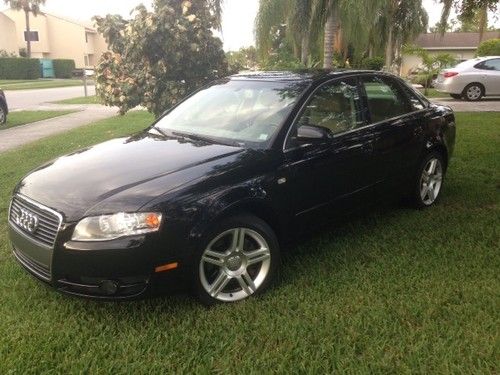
283 77 377 219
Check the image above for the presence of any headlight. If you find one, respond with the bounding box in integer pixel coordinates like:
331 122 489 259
72 212 162 241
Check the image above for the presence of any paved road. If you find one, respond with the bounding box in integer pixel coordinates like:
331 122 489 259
432 97 500 112
4 85 96 110
0 104 117 153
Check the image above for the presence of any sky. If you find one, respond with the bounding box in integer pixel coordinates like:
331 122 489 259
0 0 497 51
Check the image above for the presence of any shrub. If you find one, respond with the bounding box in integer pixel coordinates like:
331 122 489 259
0 57 40 79
53 59 76 78
476 38 500 56
361 57 385 70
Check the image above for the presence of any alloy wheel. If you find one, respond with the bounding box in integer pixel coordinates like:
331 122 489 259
199 227 271 302
0 107 5 124
419 158 443 205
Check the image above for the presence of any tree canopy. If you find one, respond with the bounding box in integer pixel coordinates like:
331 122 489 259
94 0 227 117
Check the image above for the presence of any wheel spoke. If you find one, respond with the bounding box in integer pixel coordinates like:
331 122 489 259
237 272 256 295
245 248 271 266
428 186 436 202
208 272 231 297
428 159 437 174
202 250 225 267
420 183 429 200
230 228 246 252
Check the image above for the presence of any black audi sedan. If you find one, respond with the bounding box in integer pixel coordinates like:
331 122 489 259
0 89 8 124
8 71 456 304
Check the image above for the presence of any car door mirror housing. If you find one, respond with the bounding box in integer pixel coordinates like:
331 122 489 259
295 125 332 143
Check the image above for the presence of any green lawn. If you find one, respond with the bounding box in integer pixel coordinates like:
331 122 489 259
0 79 91 90
422 88 447 98
54 95 102 105
2 110 78 130
0 112 498 373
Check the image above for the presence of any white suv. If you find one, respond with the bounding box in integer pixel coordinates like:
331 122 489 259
434 56 500 101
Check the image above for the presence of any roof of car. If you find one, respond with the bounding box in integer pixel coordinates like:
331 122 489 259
230 69 376 82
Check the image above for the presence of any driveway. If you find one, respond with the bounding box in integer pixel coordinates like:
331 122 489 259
4 85 96 110
432 97 500 112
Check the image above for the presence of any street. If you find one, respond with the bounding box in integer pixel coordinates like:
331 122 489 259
4 85 96 110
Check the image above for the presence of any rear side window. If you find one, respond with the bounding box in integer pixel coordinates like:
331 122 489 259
475 59 500 71
362 76 410 123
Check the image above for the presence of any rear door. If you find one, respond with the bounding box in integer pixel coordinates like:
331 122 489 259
359 74 425 193
475 58 500 95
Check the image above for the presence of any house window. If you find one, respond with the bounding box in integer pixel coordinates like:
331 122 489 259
85 33 88 43
84 55 89 66
24 30 39 42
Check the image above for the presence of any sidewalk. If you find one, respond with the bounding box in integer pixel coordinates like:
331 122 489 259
0 104 117 154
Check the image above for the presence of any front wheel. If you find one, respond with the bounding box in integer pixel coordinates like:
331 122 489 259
194 215 280 305
0 105 6 125
411 152 445 208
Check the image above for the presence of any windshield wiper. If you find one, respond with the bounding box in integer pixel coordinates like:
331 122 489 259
171 131 219 144
150 125 170 138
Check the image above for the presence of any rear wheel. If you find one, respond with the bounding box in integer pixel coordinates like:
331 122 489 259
411 152 445 208
450 94 462 100
194 215 280 305
463 83 484 101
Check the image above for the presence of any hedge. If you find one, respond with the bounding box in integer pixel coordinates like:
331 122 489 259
53 59 76 78
360 56 385 71
476 38 500 57
0 57 40 79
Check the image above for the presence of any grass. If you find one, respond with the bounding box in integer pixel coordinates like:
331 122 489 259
54 95 102 105
421 88 447 98
0 79 91 90
0 111 499 373
2 110 78 130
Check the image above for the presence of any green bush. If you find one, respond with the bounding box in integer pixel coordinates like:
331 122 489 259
476 38 500 56
0 57 40 79
53 59 76 78
361 56 385 70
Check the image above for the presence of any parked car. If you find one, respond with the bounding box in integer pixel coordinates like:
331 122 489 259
434 56 500 100
0 89 8 125
8 71 456 304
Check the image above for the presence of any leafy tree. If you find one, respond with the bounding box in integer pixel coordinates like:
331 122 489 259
476 38 500 56
94 0 228 117
403 44 456 95
3 0 46 58
226 46 258 73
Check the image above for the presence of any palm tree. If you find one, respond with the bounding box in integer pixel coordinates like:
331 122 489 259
255 0 313 65
4 0 46 58
438 0 496 41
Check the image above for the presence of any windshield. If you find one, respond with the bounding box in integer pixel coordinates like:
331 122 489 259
154 79 307 147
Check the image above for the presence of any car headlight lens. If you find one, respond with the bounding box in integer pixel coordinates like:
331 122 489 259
72 212 162 241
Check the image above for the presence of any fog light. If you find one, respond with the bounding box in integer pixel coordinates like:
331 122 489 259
100 280 119 295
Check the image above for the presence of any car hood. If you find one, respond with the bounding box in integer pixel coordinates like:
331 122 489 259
16 131 245 221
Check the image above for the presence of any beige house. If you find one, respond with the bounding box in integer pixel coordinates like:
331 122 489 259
401 31 500 76
0 9 108 68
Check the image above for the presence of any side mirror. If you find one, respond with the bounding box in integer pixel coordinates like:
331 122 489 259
295 125 332 143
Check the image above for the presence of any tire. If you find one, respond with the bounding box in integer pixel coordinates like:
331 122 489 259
410 151 445 208
462 83 484 101
0 104 6 125
449 94 462 100
194 214 280 305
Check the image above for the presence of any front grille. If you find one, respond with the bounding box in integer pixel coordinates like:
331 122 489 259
9 195 62 247
13 246 51 282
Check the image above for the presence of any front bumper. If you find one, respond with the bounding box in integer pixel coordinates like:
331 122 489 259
9 220 190 301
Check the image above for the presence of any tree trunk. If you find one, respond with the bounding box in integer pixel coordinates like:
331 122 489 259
384 24 393 71
323 12 337 69
478 4 487 42
368 44 374 58
301 34 309 66
25 9 31 58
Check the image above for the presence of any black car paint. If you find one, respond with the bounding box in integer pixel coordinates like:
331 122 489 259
9 71 456 299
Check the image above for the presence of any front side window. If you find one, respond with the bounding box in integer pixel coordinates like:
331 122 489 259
295 78 362 135
362 76 410 123
154 79 307 147
400 82 427 111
